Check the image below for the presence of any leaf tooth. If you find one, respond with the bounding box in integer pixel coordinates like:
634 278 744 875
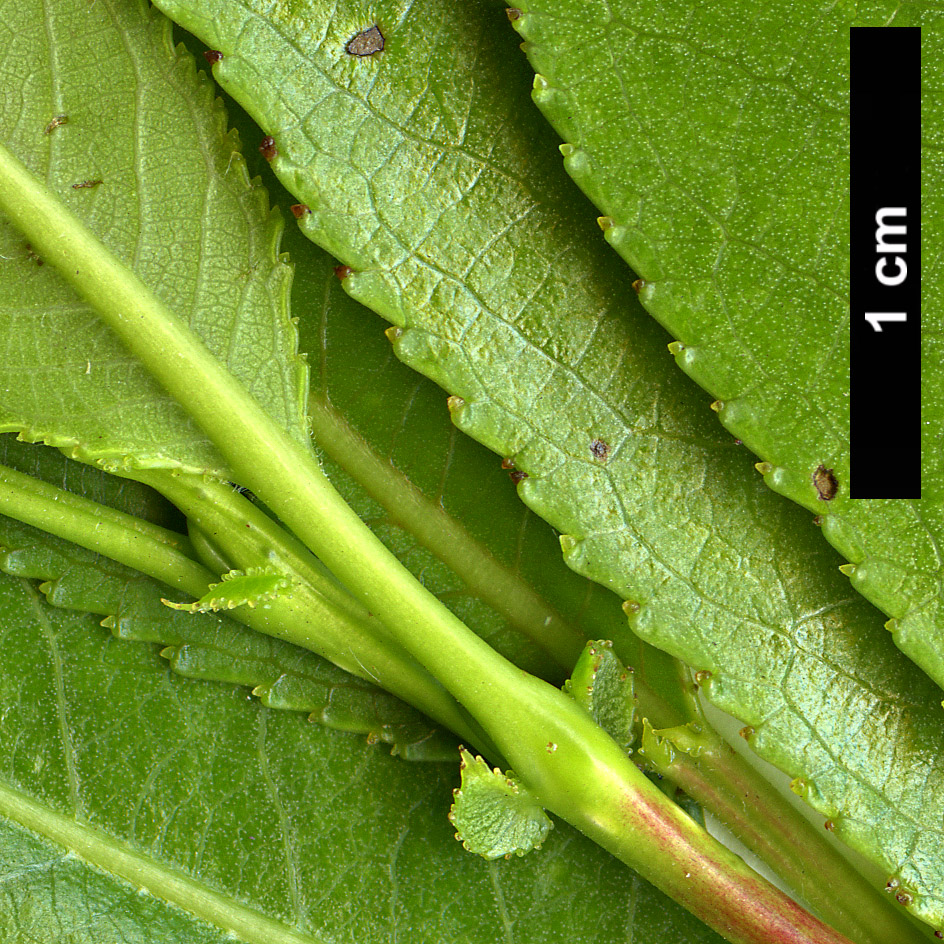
789 777 809 798
559 534 578 554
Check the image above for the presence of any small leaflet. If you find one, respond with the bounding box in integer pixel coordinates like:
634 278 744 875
563 640 635 753
162 566 292 613
449 749 552 859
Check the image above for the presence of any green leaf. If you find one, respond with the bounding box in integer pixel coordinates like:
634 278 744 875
148 0 944 928
0 441 456 760
510 0 944 693
161 566 293 613
449 748 553 859
0 0 305 478
564 640 635 754
0 817 235 944
0 571 725 944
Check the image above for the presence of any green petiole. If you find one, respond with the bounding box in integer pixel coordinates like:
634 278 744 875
0 137 865 944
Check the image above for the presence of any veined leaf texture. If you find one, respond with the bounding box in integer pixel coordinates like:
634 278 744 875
150 0 944 930
0 0 941 939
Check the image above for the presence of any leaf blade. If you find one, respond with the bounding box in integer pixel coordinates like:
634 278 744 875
510 0 944 696
0 0 306 476
0 569 726 944
149 0 944 927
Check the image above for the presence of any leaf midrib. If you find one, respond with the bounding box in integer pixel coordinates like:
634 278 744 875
0 776 326 944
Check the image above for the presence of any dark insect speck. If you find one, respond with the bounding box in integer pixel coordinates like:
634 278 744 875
346 25 384 57
501 458 516 470
505 7 522 19
290 203 311 219
72 179 102 190
590 438 610 461
509 469 528 484
203 50 223 64
44 114 68 134
812 464 838 501
334 264 353 281
259 135 277 161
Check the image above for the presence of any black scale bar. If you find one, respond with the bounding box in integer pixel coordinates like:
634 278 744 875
850 27 921 499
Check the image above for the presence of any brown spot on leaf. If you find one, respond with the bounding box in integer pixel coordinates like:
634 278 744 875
203 50 223 64
509 470 528 484
346 25 384 57
71 179 102 189
632 279 643 293
290 203 311 219
25 243 43 266
44 114 68 134
738 725 755 739
259 135 277 161
823 819 835 831
813 465 838 501
895 891 914 907
590 438 610 460
333 264 353 281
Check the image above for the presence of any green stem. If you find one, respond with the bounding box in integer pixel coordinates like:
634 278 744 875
0 461 210 596
0 456 487 753
308 393 583 673
133 468 494 755
186 521 235 574
0 139 852 944
640 721 924 944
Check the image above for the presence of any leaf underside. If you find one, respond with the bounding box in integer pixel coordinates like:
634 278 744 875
0 1 720 925
512 0 944 696
149 0 944 927
0 0 307 478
